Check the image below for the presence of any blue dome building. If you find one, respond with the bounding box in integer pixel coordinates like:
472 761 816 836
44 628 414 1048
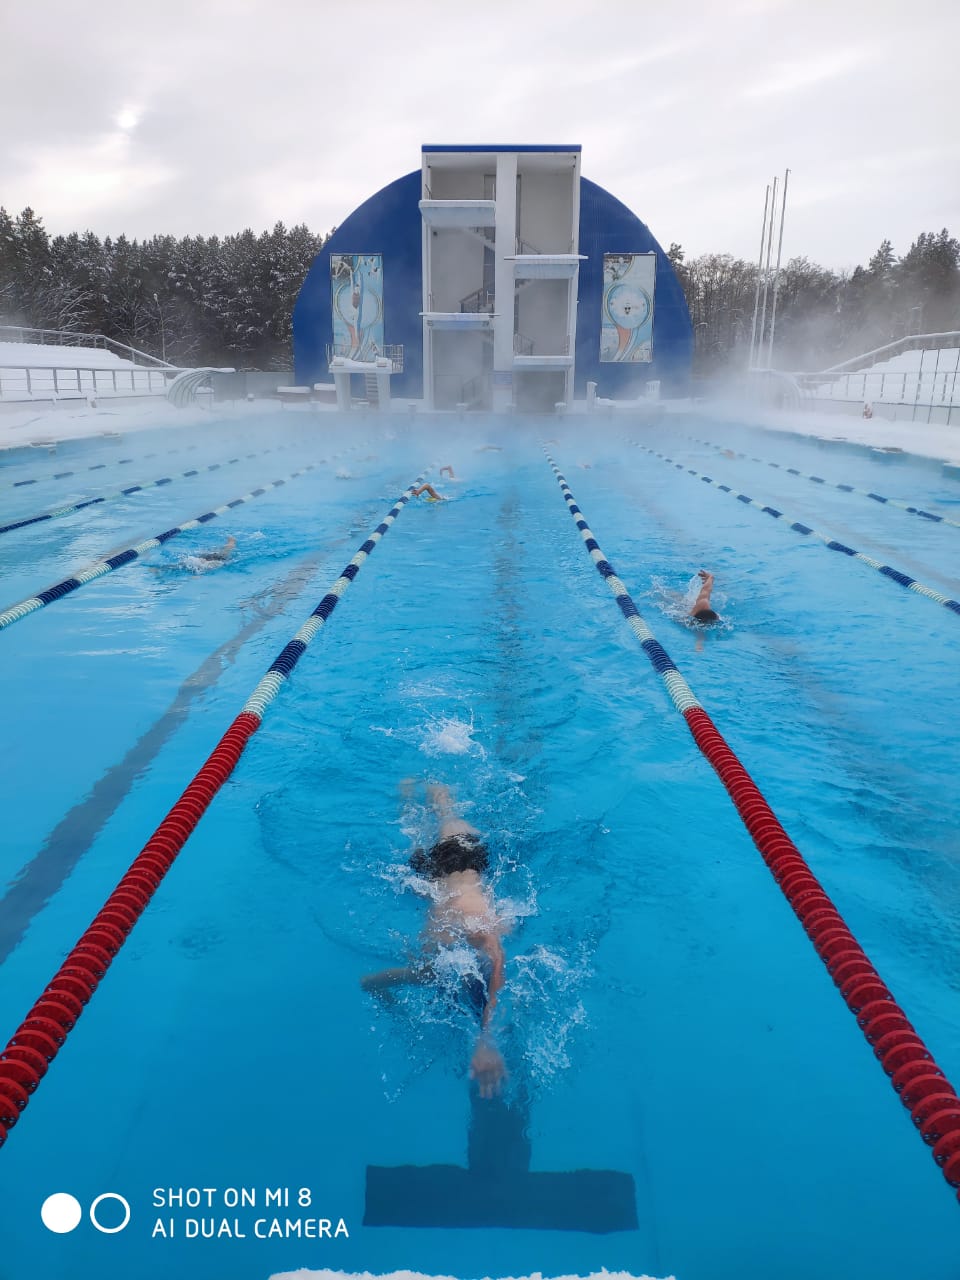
293 146 691 411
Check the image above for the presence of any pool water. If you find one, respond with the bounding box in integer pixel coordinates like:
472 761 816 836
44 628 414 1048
1 409 958 1280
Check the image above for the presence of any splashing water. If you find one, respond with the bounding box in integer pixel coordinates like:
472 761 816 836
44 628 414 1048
418 713 484 758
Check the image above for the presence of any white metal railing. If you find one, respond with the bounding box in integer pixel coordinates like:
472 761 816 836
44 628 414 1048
325 343 403 372
0 365 174 399
459 285 495 314
514 235 578 255
0 325 176 369
793 368 959 422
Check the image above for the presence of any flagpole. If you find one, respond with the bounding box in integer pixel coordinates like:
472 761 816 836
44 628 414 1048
766 168 790 369
748 184 771 369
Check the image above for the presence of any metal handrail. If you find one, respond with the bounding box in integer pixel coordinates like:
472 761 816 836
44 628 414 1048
0 325 177 369
459 286 495 314
515 235 543 256
325 343 404 372
0 363 174 398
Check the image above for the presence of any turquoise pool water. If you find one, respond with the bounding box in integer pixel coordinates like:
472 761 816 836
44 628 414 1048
1 409 958 1280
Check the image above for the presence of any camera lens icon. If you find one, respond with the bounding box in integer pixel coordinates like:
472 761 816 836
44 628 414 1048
41 1192 130 1234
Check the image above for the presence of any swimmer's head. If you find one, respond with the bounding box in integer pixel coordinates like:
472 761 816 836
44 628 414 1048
693 608 720 625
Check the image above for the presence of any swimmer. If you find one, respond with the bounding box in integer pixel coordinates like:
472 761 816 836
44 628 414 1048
196 535 236 566
439 465 456 479
361 781 508 1098
689 569 719 624
412 483 445 502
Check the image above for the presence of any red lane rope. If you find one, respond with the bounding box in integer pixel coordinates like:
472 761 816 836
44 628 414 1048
0 479 422 1147
544 452 960 1202
684 706 960 1197
0 711 259 1145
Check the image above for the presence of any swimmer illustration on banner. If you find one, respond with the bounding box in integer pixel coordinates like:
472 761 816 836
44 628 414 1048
600 252 656 362
330 253 384 362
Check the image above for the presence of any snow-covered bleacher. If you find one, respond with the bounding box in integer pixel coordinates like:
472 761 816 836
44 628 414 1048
786 333 960 423
0 330 176 401
810 346 960 409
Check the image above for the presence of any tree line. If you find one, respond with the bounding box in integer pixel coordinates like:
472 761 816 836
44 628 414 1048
668 228 960 373
0 208 332 370
1 206 957 374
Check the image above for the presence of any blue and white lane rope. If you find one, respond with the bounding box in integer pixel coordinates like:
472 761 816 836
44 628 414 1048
0 441 202 490
0 463 319 632
541 450 960 1208
683 434 960 532
240 476 424 719
0 447 290 538
543 451 703 717
632 444 960 617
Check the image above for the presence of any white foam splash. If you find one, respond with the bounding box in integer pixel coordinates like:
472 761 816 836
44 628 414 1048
180 554 216 575
419 714 483 758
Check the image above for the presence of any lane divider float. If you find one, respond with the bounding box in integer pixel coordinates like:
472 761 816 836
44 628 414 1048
631 444 960 617
0 462 320 632
0 441 203 490
683 433 960 532
0 476 424 1149
544 451 960 1202
0 445 293 538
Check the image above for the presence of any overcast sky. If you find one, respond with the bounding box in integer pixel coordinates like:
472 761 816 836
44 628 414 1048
3 0 957 270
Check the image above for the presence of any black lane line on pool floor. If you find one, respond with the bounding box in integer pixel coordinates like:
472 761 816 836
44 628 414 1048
0 540 352 964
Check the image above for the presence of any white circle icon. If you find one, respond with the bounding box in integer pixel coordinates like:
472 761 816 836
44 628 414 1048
89 1192 131 1234
41 1193 83 1234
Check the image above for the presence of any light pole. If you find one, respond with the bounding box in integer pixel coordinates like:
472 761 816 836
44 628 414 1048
153 292 167 363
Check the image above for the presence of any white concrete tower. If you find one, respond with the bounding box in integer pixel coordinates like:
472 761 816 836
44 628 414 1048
419 145 583 412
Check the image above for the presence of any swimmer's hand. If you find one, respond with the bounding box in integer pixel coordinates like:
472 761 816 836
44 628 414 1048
470 1034 506 1099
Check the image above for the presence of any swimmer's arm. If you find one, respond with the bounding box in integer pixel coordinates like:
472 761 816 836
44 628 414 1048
690 571 714 615
360 964 431 991
478 933 506 1030
471 934 507 1097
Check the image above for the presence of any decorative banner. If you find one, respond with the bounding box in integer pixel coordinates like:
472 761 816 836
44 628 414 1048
330 254 384 360
600 252 656 362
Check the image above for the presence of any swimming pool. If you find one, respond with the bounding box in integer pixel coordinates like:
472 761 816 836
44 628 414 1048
1 407 958 1280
